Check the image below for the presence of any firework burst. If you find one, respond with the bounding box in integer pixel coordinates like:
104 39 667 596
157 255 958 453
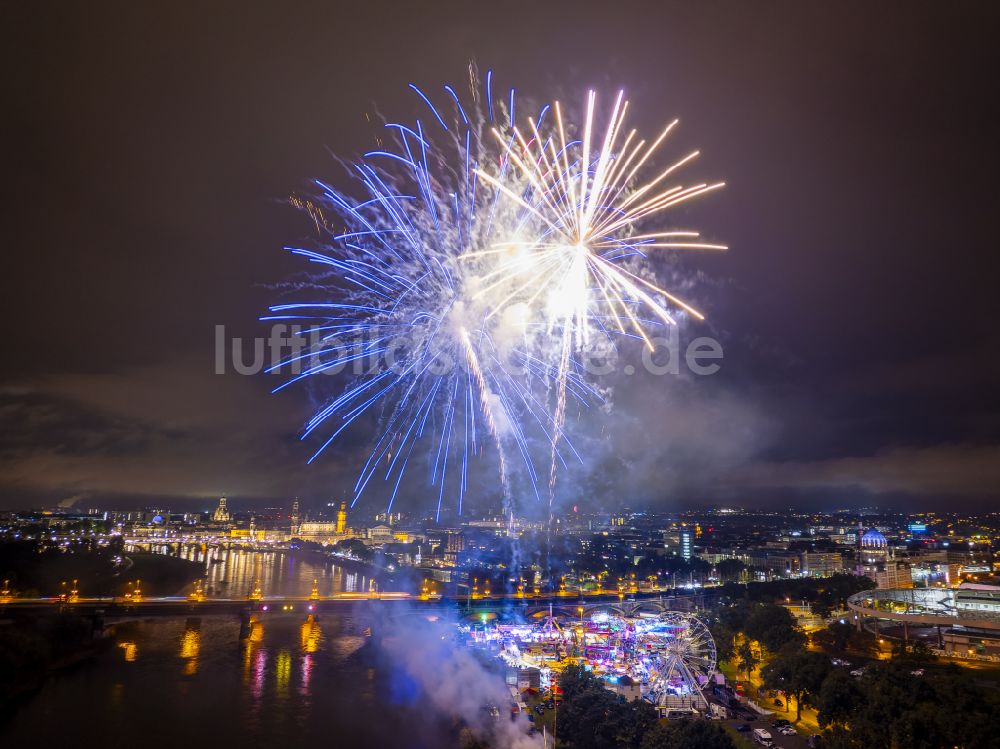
472 89 727 502
265 71 597 519
267 77 724 521
474 89 727 349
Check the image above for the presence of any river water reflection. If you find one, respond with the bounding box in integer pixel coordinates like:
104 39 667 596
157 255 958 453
137 545 376 597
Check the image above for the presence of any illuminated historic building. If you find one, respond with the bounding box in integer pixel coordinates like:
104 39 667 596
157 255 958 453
336 501 348 534
290 497 300 535
856 526 911 588
212 496 231 523
859 527 889 565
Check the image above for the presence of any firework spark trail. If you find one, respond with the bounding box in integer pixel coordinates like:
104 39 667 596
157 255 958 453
459 325 510 505
543 327 573 589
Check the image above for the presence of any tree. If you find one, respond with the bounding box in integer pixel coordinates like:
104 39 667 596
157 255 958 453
0 626 51 699
813 660 997 749
717 573 875 608
811 620 876 657
718 601 753 633
640 719 736 749
744 604 804 653
890 638 936 664
928 667 996 749
603 698 658 749
761 650 831 722
812 621 852 653
816 669 863 728
556 662 594 702
716 558 746 584
708 619 736 662
556 677 619 749
736 640 759 680
819 725 862 749
810 598 834 618
553 665 666 749
333 538 372 561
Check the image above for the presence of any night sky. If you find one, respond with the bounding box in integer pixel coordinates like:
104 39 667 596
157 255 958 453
3 2 999 514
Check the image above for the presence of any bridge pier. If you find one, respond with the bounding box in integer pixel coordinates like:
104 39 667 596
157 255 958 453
89 609 106 639
238 609 253 640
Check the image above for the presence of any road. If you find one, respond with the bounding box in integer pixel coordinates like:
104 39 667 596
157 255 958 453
723 714 812 749
718 659 820 745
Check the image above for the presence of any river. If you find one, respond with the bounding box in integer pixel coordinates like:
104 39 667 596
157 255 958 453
0 551 463 748
135 544 380 597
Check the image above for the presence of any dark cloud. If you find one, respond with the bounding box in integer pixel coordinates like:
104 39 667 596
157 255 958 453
0 362 352 507
2 1 999 513
721 444 1000 500
0 387 159 459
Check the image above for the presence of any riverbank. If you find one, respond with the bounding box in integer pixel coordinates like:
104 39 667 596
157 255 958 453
121 552 203 596
0 538 203 599
0 612 113 706
287 546 385 578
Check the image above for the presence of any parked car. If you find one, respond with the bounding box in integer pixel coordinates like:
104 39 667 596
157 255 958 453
779 725 797 736
736 723 752 732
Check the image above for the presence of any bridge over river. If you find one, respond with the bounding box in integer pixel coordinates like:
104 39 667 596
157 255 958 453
0 588 709 622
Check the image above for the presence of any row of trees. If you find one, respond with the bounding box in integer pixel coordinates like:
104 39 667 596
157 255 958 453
717 573 875 618
708 600 805 666
761 649 832 721
555 664 735 749
708 574 875 668
707 597 858 722
1 538 125 597
1 538 206 598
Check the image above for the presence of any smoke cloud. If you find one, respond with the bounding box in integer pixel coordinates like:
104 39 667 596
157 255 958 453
376 610 544 749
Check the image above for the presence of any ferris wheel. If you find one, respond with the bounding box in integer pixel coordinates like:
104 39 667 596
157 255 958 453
648 612 717 715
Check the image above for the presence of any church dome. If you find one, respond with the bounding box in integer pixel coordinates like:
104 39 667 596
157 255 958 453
861 527 888 548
